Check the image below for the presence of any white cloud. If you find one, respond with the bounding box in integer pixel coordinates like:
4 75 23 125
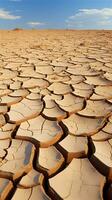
66 8 112 29
0 8 21 20
27 22 45 27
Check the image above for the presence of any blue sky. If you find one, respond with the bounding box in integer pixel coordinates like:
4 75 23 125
0 0 112 29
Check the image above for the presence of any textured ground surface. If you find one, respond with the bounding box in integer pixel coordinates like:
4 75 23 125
0 30 112 199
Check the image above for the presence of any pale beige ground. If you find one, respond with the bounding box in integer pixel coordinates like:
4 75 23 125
0 30 112 199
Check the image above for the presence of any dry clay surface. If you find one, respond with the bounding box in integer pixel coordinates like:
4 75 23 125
0 30 112 199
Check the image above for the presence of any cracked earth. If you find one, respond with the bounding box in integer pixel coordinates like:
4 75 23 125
0 30 112 199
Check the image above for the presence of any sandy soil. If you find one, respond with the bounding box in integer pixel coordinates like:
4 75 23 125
0 30 112 199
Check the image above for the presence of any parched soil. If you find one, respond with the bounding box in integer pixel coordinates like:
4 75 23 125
0 30 112 200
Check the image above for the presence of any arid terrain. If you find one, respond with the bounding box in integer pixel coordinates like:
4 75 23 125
0 30 112 199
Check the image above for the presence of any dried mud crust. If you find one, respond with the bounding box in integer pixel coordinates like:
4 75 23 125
0 30 112 199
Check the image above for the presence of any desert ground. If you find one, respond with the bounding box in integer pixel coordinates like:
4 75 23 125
0 30 112 199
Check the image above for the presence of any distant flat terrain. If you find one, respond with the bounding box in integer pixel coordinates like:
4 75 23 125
0 30 112 199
